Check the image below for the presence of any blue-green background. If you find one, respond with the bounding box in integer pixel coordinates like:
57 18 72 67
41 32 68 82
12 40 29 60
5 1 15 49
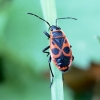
0 0 100 100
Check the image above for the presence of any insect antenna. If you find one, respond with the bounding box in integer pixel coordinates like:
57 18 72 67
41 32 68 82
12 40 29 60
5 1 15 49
27 13 51 27
56 17 77 26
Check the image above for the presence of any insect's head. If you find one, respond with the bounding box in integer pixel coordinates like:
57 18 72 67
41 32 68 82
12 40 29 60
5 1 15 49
49 25 61 31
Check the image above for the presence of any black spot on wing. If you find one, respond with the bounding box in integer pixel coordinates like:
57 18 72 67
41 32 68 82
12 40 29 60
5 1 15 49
52 48 59 55
63 47 70 54
53 38 64 49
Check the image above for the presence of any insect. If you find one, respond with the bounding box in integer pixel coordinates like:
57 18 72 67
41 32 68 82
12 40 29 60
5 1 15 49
27 13 77 87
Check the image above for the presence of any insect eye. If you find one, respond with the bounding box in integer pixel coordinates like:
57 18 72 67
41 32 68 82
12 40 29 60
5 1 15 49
57 27 61 30
51 29 53 31
58 27 61 29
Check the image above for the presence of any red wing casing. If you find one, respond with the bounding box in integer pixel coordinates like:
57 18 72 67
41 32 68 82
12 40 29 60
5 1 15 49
50 30 73 72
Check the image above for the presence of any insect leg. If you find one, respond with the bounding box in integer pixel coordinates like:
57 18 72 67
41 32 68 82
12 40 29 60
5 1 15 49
48 56 54 88
72 56 74 61
43 31 50 39
42 46 50 56
62 73 64 81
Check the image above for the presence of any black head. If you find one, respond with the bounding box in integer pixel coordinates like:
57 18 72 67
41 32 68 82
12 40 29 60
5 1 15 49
49 25 61 31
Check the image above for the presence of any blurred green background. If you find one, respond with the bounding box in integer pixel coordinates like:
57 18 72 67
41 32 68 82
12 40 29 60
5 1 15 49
0 0 100 100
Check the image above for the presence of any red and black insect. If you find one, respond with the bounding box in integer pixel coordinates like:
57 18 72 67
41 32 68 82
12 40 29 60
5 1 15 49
27 13 77 87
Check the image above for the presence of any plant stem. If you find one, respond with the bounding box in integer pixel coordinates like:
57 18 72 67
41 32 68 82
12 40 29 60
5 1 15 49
40 0 64 100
